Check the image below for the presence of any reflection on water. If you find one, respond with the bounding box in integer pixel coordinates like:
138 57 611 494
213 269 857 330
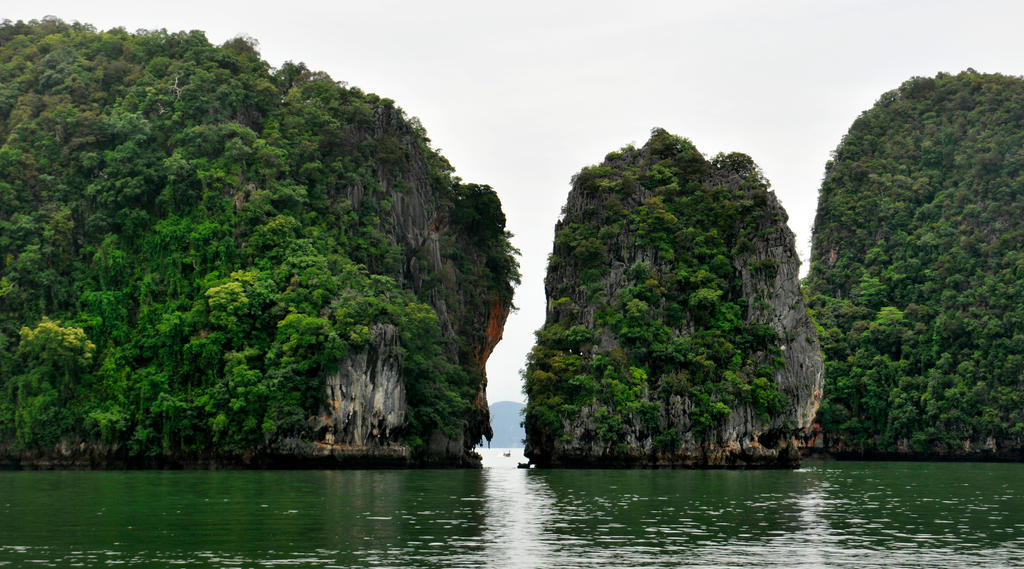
1 454 1023 567
776 472 828 568
478 459 554 567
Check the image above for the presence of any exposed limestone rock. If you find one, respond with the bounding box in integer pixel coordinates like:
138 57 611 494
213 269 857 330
302 106 512 466
314 324 405 447
733 192 824 434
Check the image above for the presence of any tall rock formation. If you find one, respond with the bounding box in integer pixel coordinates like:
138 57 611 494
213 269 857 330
0 20 517 468
804 71 1024 460
524 129 822 468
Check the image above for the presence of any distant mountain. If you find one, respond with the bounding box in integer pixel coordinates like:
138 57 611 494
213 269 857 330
484 401 526 448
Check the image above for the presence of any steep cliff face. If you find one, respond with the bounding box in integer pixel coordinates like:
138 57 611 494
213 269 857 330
291 105 515 466
734 193 823 436
804 71 1024 460
524 129 822 468
0 20 517 468
315 324 405 448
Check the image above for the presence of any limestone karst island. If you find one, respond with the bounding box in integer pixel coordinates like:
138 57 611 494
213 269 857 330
523 130 823 468
1 19 1023 469
0 20 518 468
804 71 1024 461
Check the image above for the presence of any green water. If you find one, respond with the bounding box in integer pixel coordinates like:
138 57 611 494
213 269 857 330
1 451 1022 568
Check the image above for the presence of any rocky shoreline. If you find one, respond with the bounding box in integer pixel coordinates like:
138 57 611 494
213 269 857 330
0 441 482 470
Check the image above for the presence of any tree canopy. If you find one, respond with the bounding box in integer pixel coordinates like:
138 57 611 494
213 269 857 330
805 70 1024 454
0 18 518 461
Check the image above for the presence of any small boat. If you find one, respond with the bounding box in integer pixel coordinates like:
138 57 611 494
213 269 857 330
502 450 511 457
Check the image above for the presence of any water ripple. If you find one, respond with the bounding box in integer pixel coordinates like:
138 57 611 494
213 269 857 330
1 455 1023 567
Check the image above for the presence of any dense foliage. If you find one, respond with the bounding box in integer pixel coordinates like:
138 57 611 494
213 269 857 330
525 130 791 455
806 71 1024 453
0 19 517 459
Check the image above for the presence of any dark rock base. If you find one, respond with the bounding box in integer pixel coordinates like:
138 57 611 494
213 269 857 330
0 440 483 470
527 438 802 469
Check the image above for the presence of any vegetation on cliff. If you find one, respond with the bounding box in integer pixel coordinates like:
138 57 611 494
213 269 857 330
805 70 1024 455
0 19 518 463
524 129 821 467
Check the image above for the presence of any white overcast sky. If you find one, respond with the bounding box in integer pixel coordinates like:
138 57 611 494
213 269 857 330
9 1 1024 403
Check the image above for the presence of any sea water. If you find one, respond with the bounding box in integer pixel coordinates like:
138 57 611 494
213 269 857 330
1 450 1021 568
